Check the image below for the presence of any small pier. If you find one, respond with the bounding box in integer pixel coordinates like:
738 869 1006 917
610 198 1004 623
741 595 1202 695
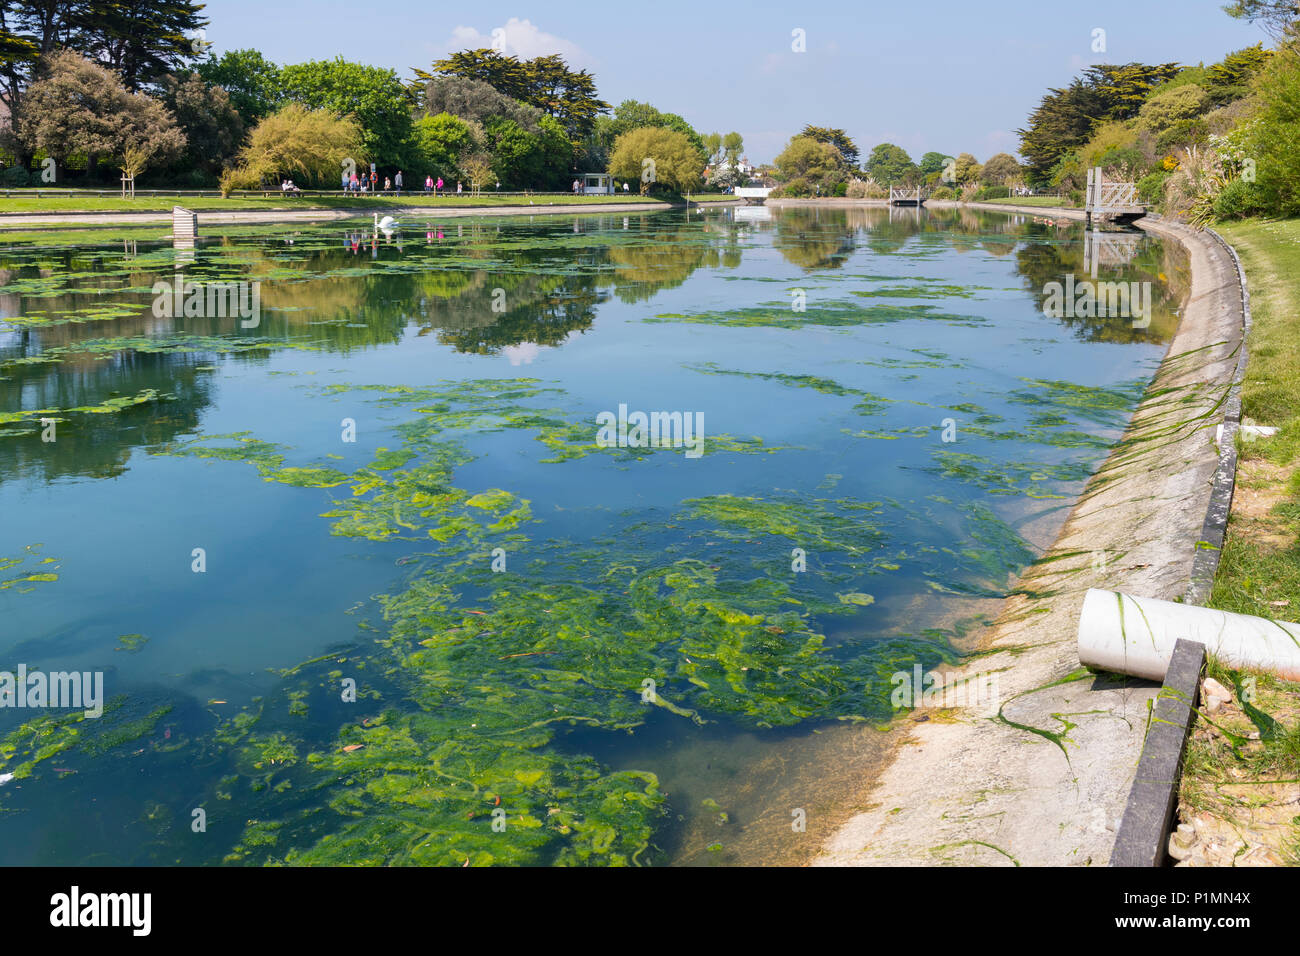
1084 167 1145 225
889 186 926 207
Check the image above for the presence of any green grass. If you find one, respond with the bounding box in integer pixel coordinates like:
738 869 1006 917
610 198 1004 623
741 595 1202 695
1209 218 1300 619
972 195 1076 208
1184 217 1300 864
0 190 735 215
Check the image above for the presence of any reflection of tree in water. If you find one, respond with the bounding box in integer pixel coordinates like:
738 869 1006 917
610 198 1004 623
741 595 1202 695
425 271 607 354
773 207 857 270
0 349 216 483
606 230 726 303
1012 231 1185 344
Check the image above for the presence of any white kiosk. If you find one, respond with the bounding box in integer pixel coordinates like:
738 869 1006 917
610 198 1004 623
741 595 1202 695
581 173 615 195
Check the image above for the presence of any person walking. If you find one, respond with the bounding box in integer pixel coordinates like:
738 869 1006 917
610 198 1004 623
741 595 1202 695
425 175 433 194
342 169 349 193
395 170 403 196
436 176 444 195
350 171 359 192
384 176 392 193
456 181 462 194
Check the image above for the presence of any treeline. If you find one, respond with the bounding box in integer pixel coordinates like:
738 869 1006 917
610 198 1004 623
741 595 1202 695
766 126 1026 201
1015 2 1300 221
0 5 740 193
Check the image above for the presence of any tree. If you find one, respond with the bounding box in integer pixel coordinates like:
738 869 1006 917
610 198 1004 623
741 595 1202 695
160 73 245 178
953 152 982 184
196 49 283 124
1018 62 1179 183
279 58 414 167
16 50 184 179
1136 84 1210 134
722 131 744 167
1246 43 1300 216
412 112 474 178
980 152 1021 185
228 103 364 188
422 48 609 142
702 132 722 163
775 135 847 185
864 143 916 184
74 0 208 90
607 126 704 194
1224 0 1300 37
589 100 707 165
800 126 859 167
1206 44 1273 104
485 115 571 189
424 75 541 132
919 151 950 177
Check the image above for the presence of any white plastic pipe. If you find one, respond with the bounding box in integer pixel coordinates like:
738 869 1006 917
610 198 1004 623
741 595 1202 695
1077 588 1300 681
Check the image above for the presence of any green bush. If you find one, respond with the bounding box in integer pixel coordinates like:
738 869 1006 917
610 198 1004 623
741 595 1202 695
1248 47 1300 216
1212 177 1265 221
1 166 31 187
1155 118 1209 154
974 185 1010 200
929 185 956 200
1137 169 1172 206
771 177 812 198
830 181 847 197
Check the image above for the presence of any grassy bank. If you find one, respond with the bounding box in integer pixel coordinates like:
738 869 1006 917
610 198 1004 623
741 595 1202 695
0 190 738 215
1176 217 1300 866
972 195 1076 208
1211 218 1300 616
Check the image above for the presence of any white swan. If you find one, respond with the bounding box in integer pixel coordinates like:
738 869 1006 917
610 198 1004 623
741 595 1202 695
374 213 398 232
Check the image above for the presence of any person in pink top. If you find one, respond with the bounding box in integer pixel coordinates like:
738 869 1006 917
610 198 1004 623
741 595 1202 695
436 177 444 194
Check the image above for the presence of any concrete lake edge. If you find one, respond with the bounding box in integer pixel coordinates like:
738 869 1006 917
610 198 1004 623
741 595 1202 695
812 204 1248 866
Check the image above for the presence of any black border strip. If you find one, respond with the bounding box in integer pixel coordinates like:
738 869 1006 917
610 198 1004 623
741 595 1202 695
1111 638 1206 866
1184 227 1252 605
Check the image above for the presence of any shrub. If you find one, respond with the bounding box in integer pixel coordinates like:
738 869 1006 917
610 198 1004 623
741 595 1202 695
929 185 956 200
1137 169 1172 206
771 176 812 198
830 181 847 197
1212 177 1264 220
1247 46 1300 217
975 185 1010 200
1 166 31 187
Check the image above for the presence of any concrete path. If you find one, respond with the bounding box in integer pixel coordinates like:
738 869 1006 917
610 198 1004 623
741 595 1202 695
815 213 1245 866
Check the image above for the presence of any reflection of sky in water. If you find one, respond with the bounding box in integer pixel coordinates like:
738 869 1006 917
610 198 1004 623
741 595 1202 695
0 208 1184 865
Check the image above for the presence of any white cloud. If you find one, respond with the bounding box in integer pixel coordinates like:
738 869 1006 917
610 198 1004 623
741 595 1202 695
438 18 588 66
503 343 541 366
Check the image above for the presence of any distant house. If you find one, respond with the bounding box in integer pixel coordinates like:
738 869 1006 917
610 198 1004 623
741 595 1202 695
706 156 757 180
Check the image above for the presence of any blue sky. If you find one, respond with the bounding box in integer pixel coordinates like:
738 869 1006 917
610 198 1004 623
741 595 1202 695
200 0 1267 163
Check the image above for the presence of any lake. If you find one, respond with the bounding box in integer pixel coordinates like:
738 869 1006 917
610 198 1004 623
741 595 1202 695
0 205 1185 865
